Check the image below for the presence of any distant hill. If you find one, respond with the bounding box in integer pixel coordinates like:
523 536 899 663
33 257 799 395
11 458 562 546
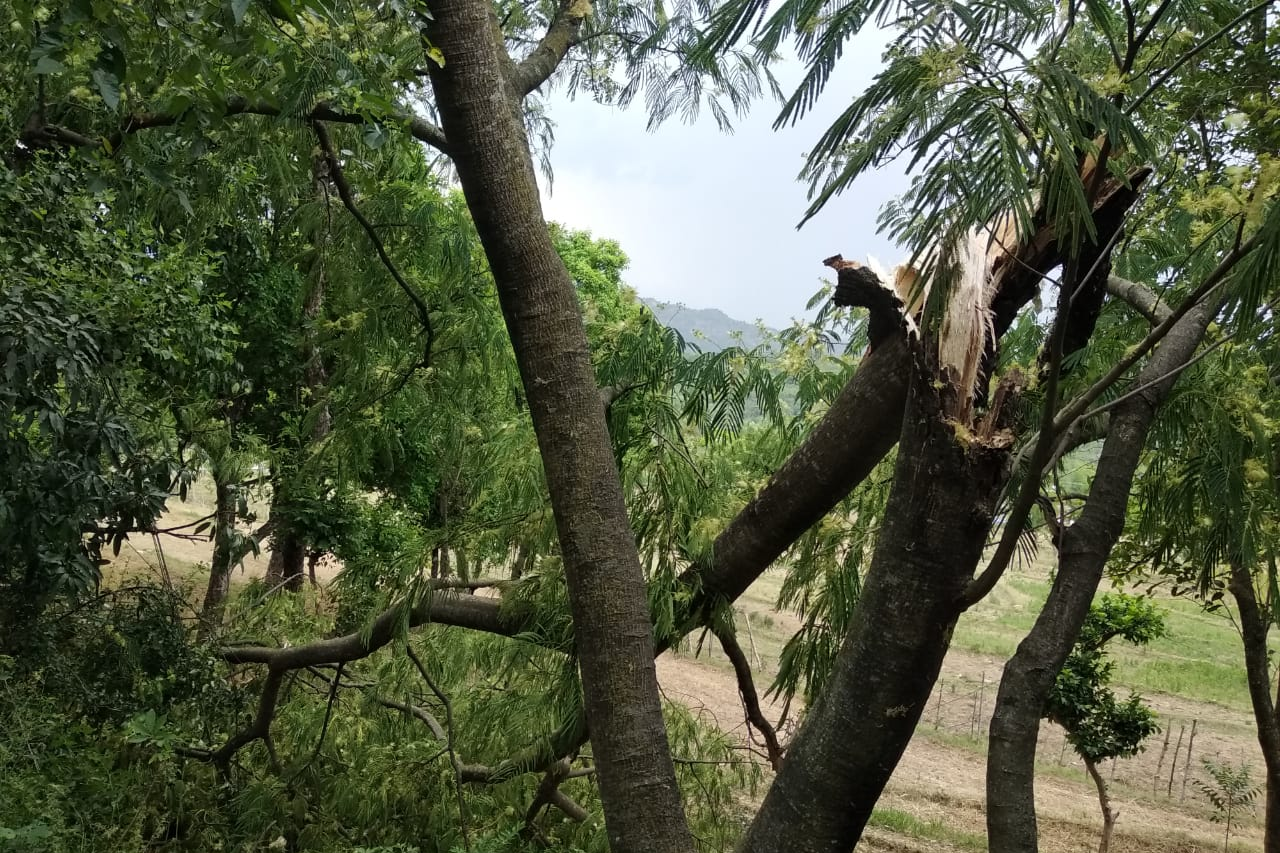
641 298 773 352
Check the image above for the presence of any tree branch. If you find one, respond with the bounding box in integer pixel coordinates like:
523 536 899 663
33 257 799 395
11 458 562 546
23 96 449 156
312 121 436 362
407 644 470 851
713 623 784 771
221 590 530 668
1106 275 1172 324
509 0 592 96
1053 231 1260 434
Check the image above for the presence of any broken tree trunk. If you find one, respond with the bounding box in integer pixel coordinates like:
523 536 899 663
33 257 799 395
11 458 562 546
740 361 1017 853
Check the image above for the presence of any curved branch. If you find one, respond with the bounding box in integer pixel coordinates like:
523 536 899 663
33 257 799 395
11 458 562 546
713 623 783 771
23 96 449 156
510 0 591 96
1106 274 1172 324
221 590 528 668
312 121 435 362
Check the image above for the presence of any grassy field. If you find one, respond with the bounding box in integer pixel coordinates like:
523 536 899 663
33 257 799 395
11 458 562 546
956 569 1269 713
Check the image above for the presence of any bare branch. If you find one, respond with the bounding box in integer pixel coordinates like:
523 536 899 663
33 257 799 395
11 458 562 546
713 623 784 772
510 0 592 96
524 758 590 832
1128 0 1276 114
312 121 436 362
221 590 528 668
23 96 449 156
408 644 470 851
1106 275 1172 324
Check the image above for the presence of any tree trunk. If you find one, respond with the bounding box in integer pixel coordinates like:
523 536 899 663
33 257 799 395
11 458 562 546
1084 756 1117 853
679 336 909 620
512 542 531 580
199 478 237 638
265 154 332 596
740 367 1013 853
424 6 692 853
266 532 306 592
986 295 1217 853
1227 558 1280 853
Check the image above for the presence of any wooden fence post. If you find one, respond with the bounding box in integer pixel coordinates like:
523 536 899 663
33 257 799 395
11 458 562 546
1181 719 1198 802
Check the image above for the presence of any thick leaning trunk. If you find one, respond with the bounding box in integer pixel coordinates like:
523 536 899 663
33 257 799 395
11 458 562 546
424 6 692 853
740 369 1012 853
199 478 238 637
1227 559 1280 853
680 337 909 620
986 296 1216 853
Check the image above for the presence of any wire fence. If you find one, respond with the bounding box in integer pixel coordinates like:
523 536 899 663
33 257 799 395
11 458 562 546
925 671 1268 813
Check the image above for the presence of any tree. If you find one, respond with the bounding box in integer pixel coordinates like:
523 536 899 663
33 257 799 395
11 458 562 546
1046 594 1164 853
1115 339 1280 851
1200 758 1264 853
0 156 231 648
6 1 1280 852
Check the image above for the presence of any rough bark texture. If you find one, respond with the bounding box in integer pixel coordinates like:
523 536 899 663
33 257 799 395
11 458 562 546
199 478 237 637
739 366 1012 853
1227 559 1280 853
678 336 910 623
986 296 1216 853
423 5 692 852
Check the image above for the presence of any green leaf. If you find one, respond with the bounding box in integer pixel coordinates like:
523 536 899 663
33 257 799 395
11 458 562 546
231 0 252 24
263 0 300 25
33 55 65 74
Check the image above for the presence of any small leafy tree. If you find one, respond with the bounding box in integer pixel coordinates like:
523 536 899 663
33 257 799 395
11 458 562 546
1200 758 1263 853
1046 594 1164 853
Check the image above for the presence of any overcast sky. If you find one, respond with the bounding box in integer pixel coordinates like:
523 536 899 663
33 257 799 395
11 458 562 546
537 27 907 330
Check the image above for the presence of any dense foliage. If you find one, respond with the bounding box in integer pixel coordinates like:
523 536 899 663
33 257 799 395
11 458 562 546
2 0 1278 851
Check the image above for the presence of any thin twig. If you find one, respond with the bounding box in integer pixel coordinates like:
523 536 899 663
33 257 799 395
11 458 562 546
311 121 436 365
407 644 470 852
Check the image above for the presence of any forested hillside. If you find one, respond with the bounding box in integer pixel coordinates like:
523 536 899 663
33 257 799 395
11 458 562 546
2 1 1278 853
642 299 774 352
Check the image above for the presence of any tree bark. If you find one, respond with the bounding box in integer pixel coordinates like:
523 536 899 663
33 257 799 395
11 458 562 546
266 532 306 592
740 365 1013 853
676 335 910 625
199 478 237 638
986 294 1217 853
1084 756 1117 853
1227 558 1280 853
423 5 692 852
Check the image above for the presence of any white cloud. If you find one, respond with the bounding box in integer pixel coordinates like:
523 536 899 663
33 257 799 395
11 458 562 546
539 29 909 328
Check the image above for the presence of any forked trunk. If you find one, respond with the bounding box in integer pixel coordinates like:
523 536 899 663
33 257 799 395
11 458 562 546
740 367 1013 853
424 4 692 852
986 296 1216 853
